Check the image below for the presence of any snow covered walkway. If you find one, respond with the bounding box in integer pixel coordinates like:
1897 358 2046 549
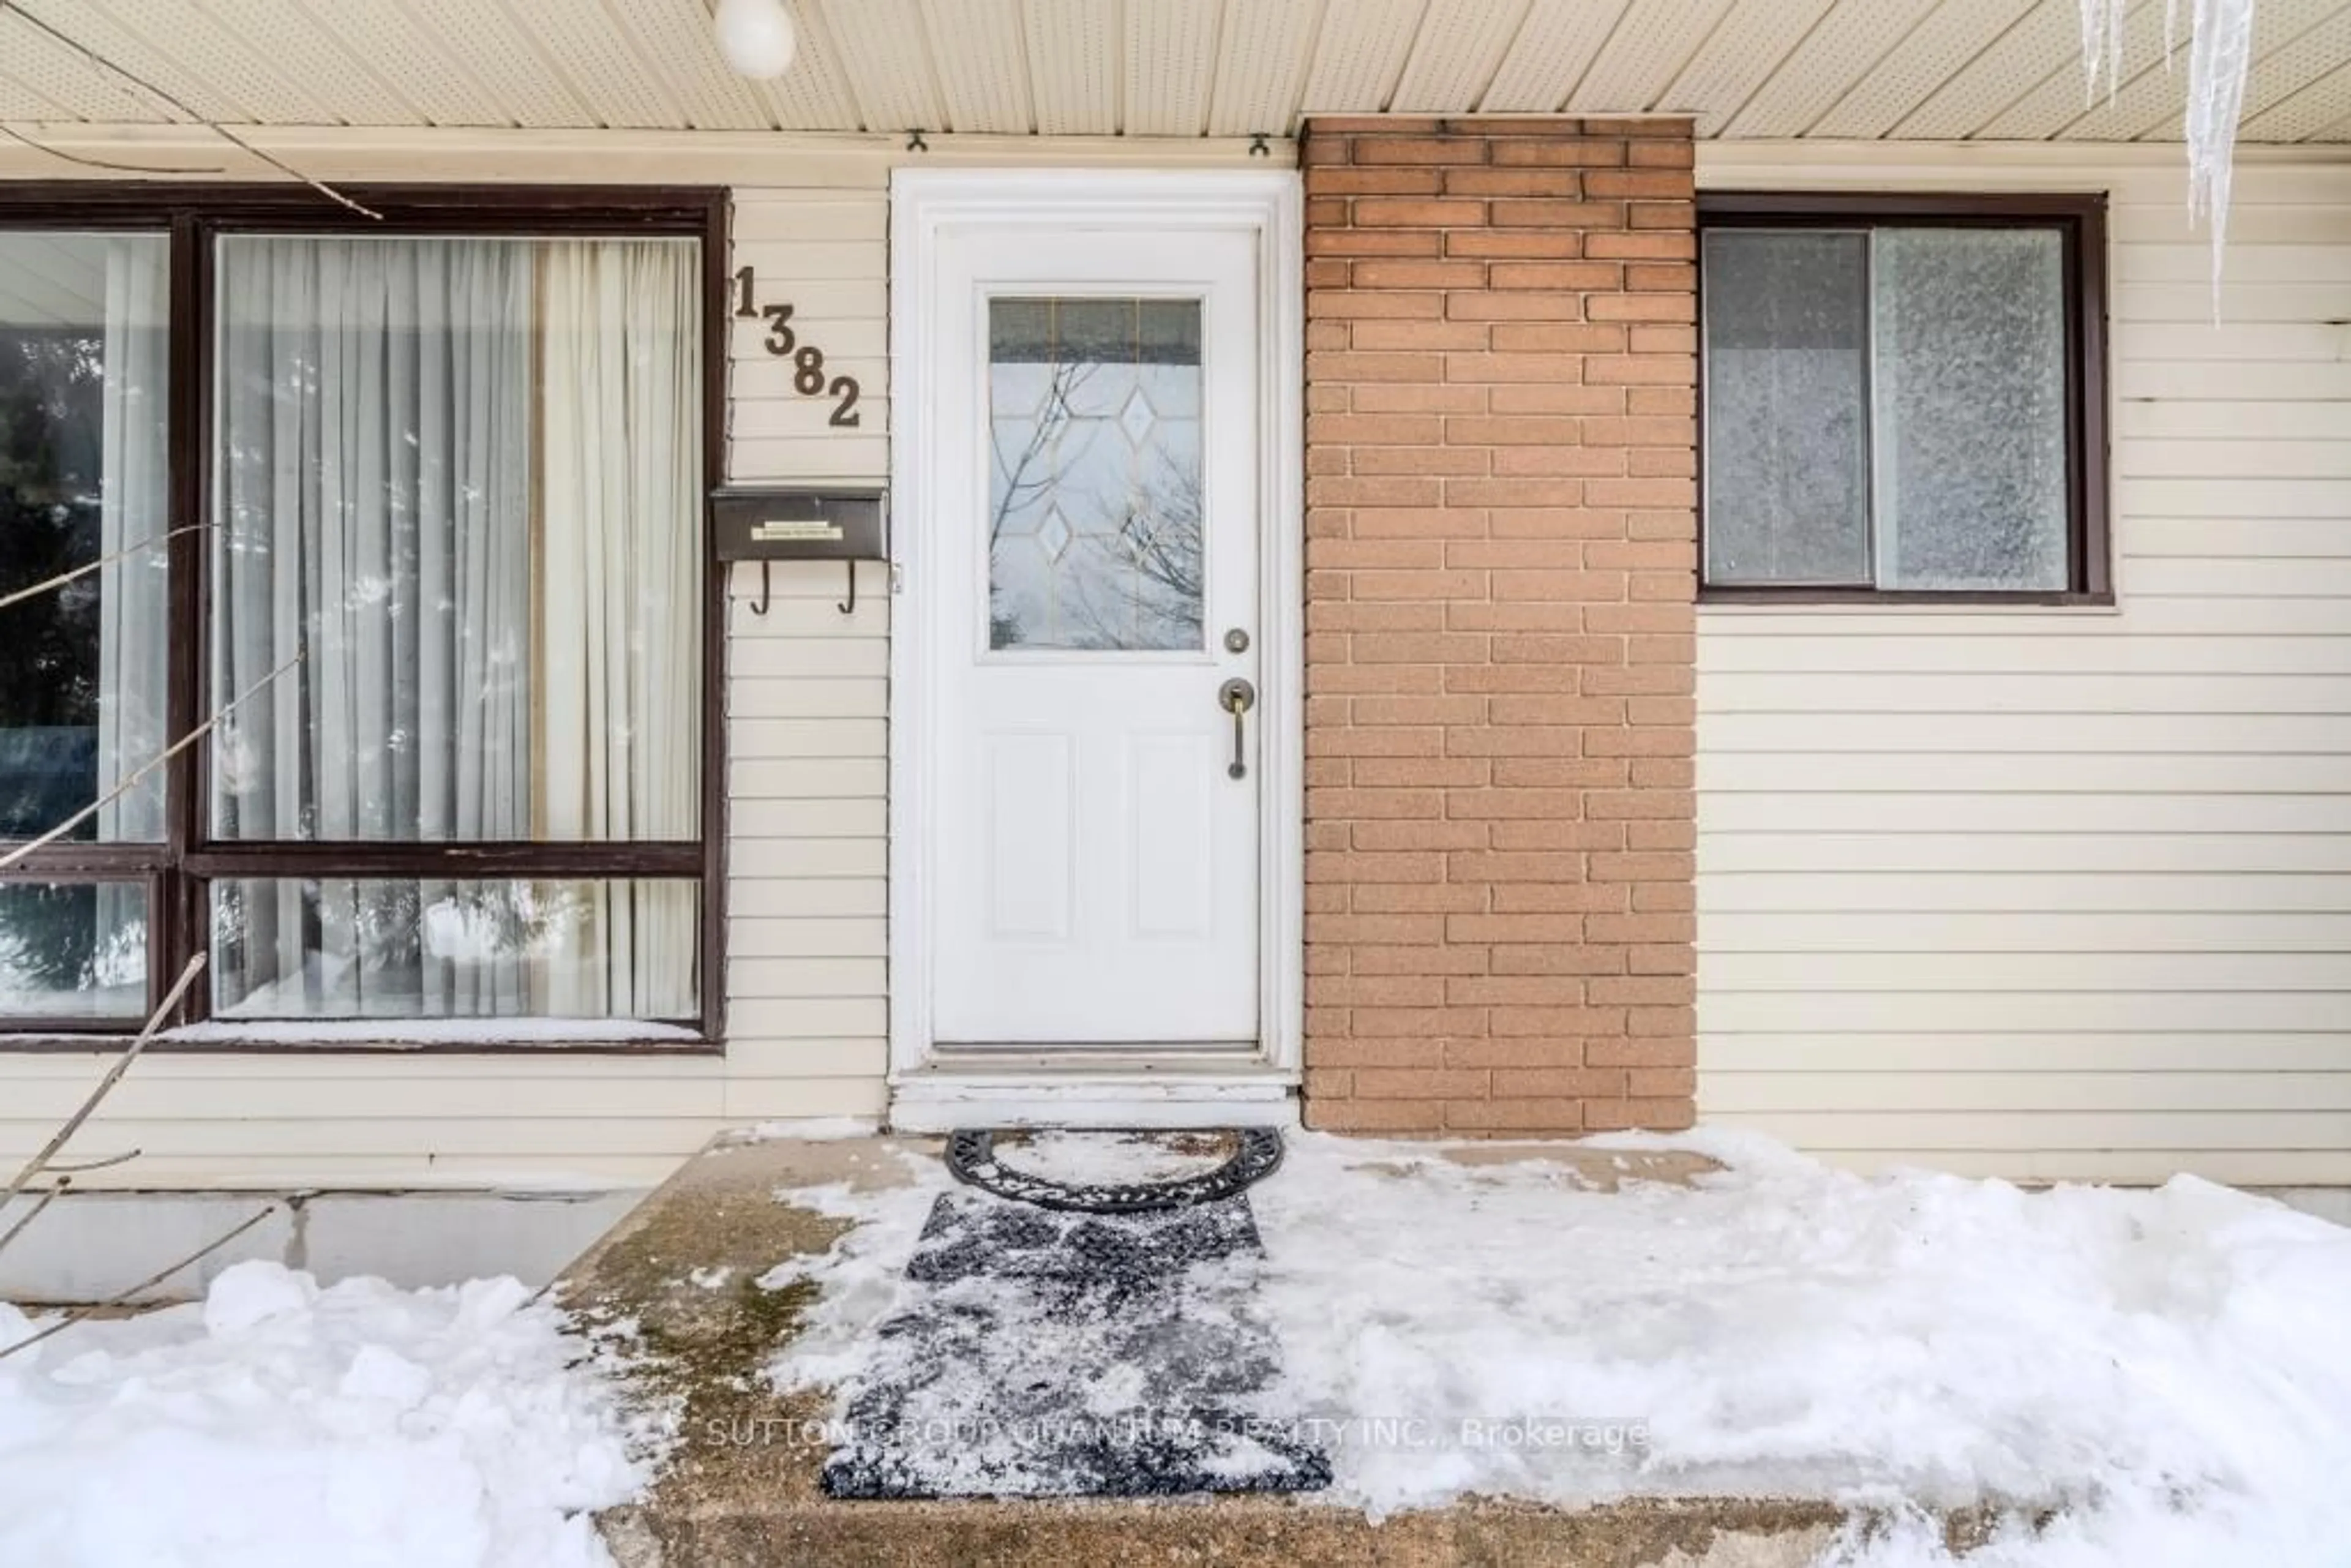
775 1129 2351 1567
6 1126 2348 1568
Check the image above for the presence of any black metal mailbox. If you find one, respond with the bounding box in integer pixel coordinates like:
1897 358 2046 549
710 487 887 562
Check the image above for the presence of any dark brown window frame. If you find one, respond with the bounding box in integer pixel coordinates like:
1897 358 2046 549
0 182 729 1051
1696 190 2111 607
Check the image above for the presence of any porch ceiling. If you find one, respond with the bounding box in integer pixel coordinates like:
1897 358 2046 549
0 0 2347 144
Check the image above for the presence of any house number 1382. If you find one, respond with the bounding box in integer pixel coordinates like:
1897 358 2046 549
732 266 862 428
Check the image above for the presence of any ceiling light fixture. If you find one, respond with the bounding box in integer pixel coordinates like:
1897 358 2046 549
715 0 797 78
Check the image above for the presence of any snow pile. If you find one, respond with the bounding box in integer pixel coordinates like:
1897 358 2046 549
774 1131 2351 1561
0 1261 661 1568
1251 1131 2351 1558
992 1130 1235 1187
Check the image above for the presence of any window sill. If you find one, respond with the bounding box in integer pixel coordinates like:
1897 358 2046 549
1698 590 2118 613
0 1021 719 1055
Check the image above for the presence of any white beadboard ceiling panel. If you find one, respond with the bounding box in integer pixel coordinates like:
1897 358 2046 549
1210 0 1322 133
1389 0 1531 115
1125 0 1220 137
1810 0 2041 138
393 0 594 128
0 75 70 124
1570 0 1741 114
1891 0 2100 139
504 0 684 129
1480 0 1628 113
0 12 171 122
2244 56 2351 140
203 0 423 126
1024 0 1119 134
40 0 310 124
0 0 2343 140
1665 0 1843 135
1297 0 1414 112
819 0 943 135
918 0 1030 132
1723 0 1943 138
754 2 861 131
602 0 776 129
282 0 506 127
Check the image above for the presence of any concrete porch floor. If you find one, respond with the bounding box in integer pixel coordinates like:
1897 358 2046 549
557 1133 2012 1568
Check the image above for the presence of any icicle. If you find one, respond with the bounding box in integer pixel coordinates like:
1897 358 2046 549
2183 0 2257 313
2078 0 2126 103
2080 0 2260 315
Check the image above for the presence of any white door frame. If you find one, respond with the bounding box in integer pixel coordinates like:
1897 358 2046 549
886 168 1304 1124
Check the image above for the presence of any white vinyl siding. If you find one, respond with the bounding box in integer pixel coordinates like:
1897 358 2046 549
0 166 899 1188
0 133 1258 1189
0 135 1228 1191
1695 148 2351 1185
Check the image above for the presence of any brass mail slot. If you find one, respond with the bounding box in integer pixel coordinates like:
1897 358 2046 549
710 487 886 561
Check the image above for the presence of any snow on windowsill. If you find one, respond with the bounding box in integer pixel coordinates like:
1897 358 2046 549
157 1018 707 1049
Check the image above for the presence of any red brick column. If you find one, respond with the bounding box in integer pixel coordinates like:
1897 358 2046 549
1299 116 1698 1137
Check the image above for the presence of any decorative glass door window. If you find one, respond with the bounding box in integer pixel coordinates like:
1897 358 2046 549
986 296 1204 651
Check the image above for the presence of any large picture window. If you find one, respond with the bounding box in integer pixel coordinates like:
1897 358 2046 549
1698 193 2109 603
0 188 723 1041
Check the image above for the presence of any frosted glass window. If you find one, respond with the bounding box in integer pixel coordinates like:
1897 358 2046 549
1702 220 2077 596
1702 230 1869 585
1873 229 2068 591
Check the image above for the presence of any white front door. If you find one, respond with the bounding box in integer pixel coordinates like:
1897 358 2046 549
923 224 1263 1047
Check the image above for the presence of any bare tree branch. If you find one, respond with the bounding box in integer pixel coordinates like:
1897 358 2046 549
0 1202 279 1360
0 122 225 176
1 2 380 219
0 653 299 876
42 1150 141 1175
0 1179 67 1266
0 523 203 615
0 953 204 1218
988 361 1092 549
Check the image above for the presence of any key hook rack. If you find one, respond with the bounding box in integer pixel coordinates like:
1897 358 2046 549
711 488 887 621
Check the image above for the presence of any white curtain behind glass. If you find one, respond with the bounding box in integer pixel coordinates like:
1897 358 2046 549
538 241 700 1019
96 238 170 991
211 236 697 1019
96 238 168 842
214 239 533 1015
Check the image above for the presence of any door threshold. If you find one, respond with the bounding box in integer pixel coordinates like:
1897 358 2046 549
889 1051 1299 1132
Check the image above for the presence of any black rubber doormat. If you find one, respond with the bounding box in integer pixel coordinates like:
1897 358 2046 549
820 1189 1331 1499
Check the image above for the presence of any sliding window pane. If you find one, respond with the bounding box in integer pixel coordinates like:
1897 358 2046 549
0 881 147 1019
1701 230 1870 587
209 235 702 842
1872 228 2069 591
0 233 170 841
209 877 697 1022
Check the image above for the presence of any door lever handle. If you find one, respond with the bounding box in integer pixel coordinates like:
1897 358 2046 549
1218 678 1256 780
